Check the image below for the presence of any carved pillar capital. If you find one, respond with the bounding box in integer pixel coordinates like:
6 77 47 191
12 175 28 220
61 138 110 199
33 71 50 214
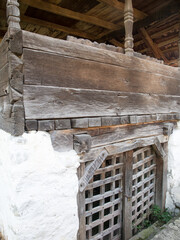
6 0 21 30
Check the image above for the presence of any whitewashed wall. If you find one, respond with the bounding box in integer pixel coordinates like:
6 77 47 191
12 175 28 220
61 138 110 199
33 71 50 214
166 122 180 214
0 130 80 240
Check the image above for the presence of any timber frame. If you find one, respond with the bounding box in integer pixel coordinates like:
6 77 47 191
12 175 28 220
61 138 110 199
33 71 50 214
0 1 180 240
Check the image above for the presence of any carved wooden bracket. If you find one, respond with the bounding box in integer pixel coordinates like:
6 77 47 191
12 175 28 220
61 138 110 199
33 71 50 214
74 133 92 154
79 148 109 192
6 0 21 30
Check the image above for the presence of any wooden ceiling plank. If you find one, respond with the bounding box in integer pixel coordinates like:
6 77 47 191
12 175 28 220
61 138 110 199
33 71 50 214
21 15 97 40
140 27 168 63
97 0 147 20
20 0 120 30
99 2 179 42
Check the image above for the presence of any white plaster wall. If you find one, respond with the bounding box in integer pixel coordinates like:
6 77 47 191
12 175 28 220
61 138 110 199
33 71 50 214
166 121 180 214
0 130 80 240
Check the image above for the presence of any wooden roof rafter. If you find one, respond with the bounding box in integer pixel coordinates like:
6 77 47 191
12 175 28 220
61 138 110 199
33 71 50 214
20 0 121 30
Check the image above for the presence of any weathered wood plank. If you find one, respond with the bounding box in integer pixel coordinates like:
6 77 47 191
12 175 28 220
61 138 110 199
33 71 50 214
0 38 8 69
22 31 180 79
79 149 108 192
0 64 9 97
123 150 133 240
23 48 180 95
83 135 167 163
50 122 169 154
91 123 165 148
23 85 180 120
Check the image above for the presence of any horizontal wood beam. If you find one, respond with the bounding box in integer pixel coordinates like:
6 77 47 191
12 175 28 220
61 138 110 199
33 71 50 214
140 27 168 63
22 15 97 40
20 0 120 30
97 0 147 20
109 38 124 48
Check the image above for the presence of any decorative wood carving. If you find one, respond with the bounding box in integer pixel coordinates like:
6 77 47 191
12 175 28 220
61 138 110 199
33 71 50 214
124 0 134 56
6 0 21 30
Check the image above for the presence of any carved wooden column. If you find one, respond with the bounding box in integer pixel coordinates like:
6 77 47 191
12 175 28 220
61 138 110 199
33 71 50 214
124 0 134 56
6 0 21 30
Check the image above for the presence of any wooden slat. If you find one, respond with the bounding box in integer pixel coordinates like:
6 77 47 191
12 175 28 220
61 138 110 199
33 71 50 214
21 0 120 30
85 188 122 204
86 173 123 190
97 0 147 20
23 85 180 120
23 48 180 96
85 198 121 217
22 31 180 79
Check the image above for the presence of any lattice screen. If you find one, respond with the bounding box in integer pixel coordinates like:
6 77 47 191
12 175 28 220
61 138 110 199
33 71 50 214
132 146 156 234
85 154 124 240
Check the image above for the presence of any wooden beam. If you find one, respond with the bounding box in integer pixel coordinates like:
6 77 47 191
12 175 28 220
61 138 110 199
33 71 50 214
21 15 97 40
20 0 120 30
135 23 180 48
97 0 147 20
109 38 124 48
140 27 168 63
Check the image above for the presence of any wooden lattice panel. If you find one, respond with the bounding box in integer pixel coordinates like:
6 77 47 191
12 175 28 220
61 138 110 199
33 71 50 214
132 146 156 234
85 154 124 240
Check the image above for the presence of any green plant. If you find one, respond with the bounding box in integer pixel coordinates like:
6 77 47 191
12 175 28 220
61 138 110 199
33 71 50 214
151 205 172 224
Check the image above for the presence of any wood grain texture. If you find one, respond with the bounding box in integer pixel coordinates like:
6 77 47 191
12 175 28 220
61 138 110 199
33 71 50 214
21 0 120 30
49 123 169 154
123 150 133 240
0 64 9 97
23 85 180 120
22 31 180 79
23 48 180 95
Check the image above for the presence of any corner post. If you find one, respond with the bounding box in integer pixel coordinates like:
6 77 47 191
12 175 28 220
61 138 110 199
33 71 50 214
124 0 134 56
6 0 21 30
178 22 180 67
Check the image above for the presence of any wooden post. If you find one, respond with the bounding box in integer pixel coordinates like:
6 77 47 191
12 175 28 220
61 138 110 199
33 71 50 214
124 0 134 56
6 0 21 30
178 24 180 67
123 150 133 240
77 163 86 240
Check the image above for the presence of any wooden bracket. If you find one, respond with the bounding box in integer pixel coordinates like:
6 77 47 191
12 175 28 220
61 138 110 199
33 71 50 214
163 123 174 137
153 137 166 159
73 133 92 154
79 148 109 192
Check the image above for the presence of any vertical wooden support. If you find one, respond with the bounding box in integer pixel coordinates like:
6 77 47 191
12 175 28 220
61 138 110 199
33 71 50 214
124 0 134 56
155 142 168 210
77 163 86 240
6 0 21 30
178 23 180 67
123 150 133 240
